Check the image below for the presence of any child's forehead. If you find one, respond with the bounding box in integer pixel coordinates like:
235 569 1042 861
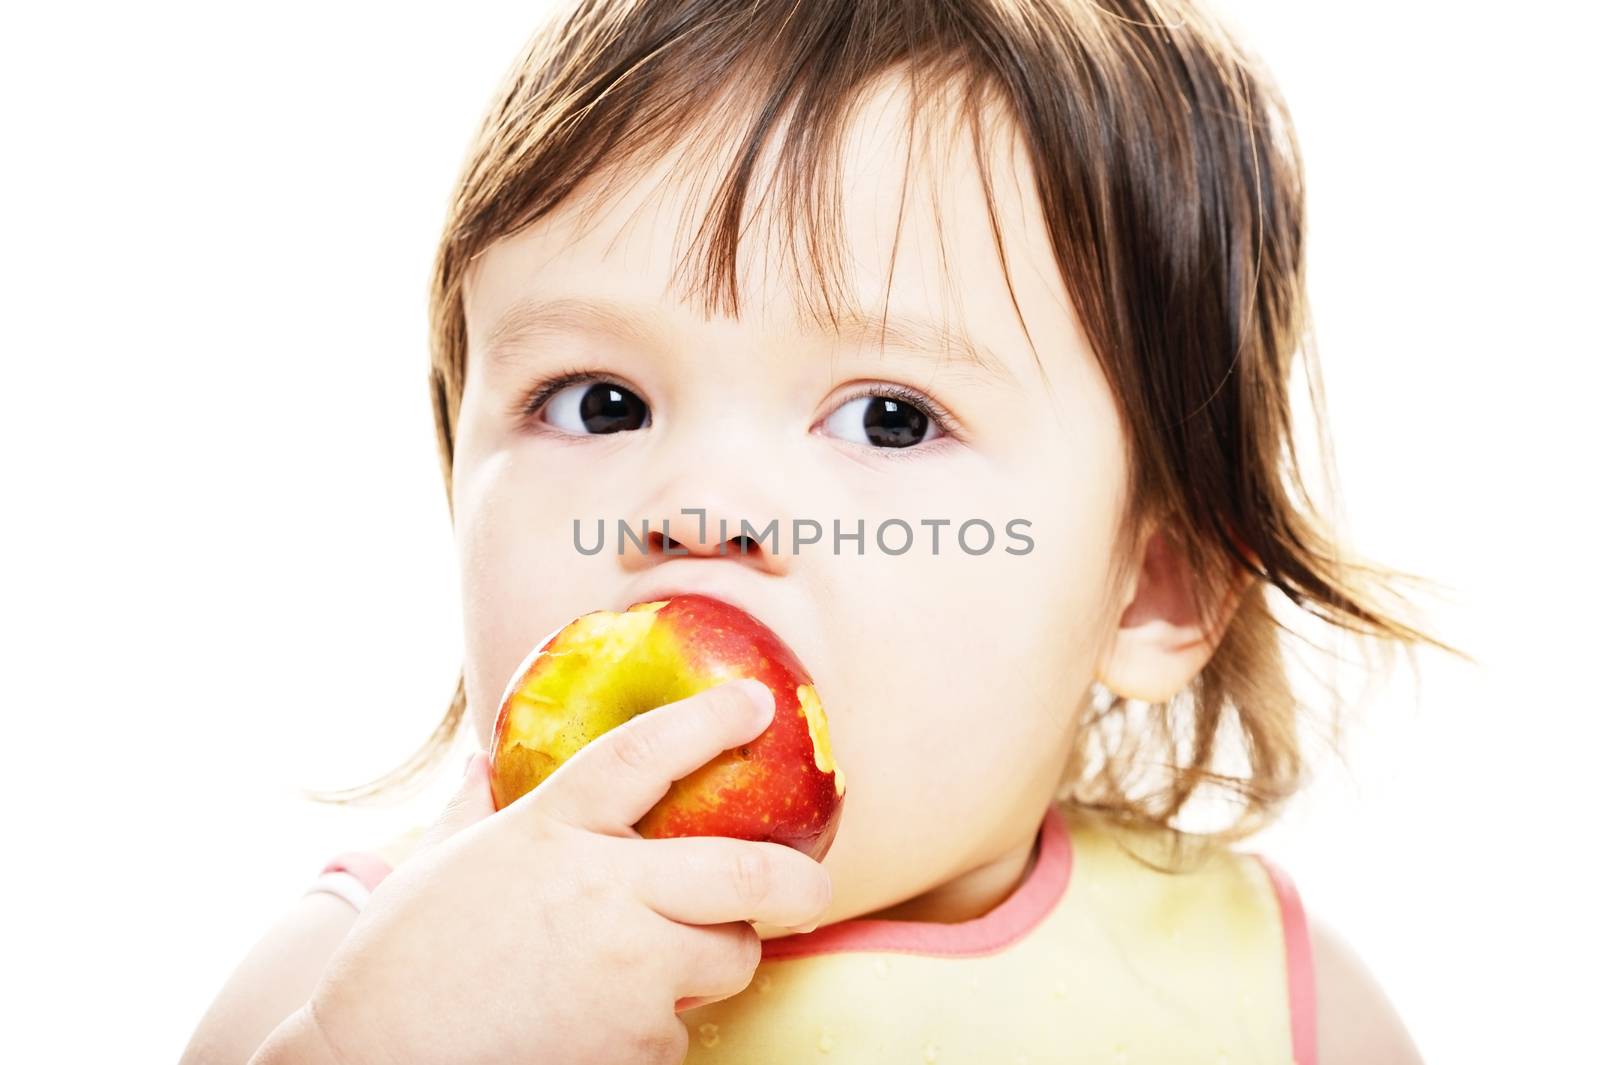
475 290 1022 391
463 71 1092 395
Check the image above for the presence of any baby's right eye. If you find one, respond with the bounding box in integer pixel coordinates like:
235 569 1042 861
536 376 651 435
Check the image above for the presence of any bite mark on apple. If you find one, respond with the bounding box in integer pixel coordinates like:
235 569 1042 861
796 684 845 797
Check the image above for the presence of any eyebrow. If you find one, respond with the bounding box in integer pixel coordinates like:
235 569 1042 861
483 294 1017 385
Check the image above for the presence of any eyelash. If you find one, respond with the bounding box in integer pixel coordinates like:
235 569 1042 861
511 363 965 448
513 364 627 424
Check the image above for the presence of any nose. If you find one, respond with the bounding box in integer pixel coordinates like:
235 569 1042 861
648 521 764 559
618 459 794 578
615 499 785 575
613 384 800 577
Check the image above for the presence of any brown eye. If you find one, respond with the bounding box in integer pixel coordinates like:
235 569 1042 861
822 393 943 449
543 380 650 434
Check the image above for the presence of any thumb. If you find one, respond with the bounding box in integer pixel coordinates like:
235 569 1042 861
422 748 497 847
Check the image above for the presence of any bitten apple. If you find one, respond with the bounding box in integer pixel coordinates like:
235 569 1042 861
489 593 845 860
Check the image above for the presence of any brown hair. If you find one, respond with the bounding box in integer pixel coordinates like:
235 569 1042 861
309 0 1471 856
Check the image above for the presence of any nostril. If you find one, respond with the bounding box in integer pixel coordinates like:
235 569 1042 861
642 528 759 556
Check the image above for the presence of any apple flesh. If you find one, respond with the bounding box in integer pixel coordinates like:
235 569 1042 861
489 593 845 860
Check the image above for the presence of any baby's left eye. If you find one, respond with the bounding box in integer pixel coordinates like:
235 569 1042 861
821 392 946 449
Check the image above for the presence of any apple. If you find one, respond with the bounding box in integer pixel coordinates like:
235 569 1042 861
488 593 846 860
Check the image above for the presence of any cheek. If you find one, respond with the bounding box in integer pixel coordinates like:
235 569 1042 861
829 546 1093 784
453 448 576 745
816 483 1115 854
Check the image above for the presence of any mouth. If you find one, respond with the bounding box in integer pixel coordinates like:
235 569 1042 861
612 566 835 699
616 583 772 634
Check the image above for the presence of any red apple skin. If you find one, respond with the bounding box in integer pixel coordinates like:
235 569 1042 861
489 593 845 861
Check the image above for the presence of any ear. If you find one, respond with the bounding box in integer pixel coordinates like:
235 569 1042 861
1096 522 1246 703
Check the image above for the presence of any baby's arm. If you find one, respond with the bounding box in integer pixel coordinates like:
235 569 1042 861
1309 912 1425 1064
177 890 360 1065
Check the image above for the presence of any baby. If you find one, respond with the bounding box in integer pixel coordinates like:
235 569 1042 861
182 1 1460 1062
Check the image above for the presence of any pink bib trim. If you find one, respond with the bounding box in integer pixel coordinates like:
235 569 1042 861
1253 853 1318 1065
319 806 1072 960
319 806 1311 1057
761 803 1072 961
319 851 393 893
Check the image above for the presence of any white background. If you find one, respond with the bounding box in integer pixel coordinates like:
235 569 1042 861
3 2 1594 1061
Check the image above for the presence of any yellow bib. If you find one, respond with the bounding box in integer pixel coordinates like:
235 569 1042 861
320 802 1315 1063
676 804 1315 1064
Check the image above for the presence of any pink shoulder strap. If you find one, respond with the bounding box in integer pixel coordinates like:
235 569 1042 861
1252 854 1318 1065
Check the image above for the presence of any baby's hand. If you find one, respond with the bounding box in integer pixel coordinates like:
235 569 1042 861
299 679 831 1065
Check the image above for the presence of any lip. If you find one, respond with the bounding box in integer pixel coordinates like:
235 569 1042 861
619 583 761 627
615 576 786 649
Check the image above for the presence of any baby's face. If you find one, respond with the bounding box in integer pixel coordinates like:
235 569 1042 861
451 76 1129 928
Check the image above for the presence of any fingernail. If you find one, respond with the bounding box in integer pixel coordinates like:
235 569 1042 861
462 751 477 778
744 680 774 723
